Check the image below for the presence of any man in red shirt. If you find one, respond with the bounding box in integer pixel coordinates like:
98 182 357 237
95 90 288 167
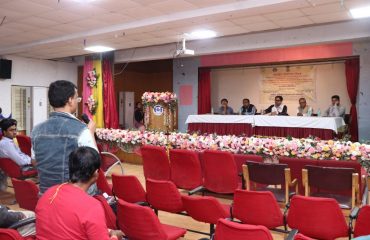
35 147 123 240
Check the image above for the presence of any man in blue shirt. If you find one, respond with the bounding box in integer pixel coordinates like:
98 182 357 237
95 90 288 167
217 98 234 115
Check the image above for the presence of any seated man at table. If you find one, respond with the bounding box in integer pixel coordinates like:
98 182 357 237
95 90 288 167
36 146 123 240
0 118 34 167
297 98 313 116
217 98 234 115
323 95 345 118
263 96 288 116
239 98 256 115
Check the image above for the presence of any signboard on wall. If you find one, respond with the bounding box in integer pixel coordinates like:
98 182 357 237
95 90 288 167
260 65 316 103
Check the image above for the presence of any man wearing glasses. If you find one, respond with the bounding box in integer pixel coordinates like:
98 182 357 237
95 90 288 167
31 80 98 195
263 95 288 116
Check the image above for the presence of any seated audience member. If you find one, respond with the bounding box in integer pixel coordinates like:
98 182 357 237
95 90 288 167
217 98 234 115
239 98 256 115
0 205 35 237
324 95 345 118
0 119 33 166
36 147 123 240
297 98 313 116
263 96 288 115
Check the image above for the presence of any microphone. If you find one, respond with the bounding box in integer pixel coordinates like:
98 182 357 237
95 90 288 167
81 114 90 124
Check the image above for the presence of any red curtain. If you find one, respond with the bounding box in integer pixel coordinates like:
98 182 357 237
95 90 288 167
102 53 119 129
345 58 359 142
198 69 211 114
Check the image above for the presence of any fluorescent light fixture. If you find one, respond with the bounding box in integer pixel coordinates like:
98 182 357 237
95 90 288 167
350 6 370 19
84 46 114 53
189 29 217 39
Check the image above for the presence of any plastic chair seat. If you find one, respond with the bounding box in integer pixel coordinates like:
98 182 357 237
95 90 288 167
162 224 187 240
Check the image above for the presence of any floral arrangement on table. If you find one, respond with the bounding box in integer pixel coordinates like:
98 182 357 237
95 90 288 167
141 92 177 109
86 95 97 115
86 68 99 88
96 128 370 163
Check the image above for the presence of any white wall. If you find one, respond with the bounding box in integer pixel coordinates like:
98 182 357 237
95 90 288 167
210 62 351 116
0 56 78 117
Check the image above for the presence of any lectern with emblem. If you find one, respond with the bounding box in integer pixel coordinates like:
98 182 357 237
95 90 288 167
142 92 178 132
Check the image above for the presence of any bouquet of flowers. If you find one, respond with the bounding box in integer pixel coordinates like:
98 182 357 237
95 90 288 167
86 69 99 88
142 92 177 108
86 95 97 115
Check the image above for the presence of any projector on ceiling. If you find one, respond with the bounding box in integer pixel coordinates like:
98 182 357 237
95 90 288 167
174 38 195 57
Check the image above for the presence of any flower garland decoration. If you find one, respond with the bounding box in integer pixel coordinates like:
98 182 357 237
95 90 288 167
86 68 99 88
142 92 177 110
96 128 370 164
86 95 97 115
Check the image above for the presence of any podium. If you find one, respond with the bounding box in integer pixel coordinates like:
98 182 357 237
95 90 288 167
144 102 178 132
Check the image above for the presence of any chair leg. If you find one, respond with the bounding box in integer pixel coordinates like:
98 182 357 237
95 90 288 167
154 209 158 216
210 224 215 236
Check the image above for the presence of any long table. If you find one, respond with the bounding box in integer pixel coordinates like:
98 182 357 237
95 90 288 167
186 115 345 139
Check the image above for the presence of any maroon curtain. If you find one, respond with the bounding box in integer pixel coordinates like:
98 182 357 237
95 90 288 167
198 69 211 114
345 58 359 142
102 53 119 129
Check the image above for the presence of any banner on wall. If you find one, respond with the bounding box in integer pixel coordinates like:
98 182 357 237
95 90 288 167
260 65 316 103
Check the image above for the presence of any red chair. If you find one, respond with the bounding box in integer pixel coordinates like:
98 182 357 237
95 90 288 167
96 168 112 196
294 233 314 240
192 150 239 195
117 199 187 240
100 152 124 176
146 178 184 214
169 149 202 190
93 195 117 230
0 158 37 180
352 205 370 238
112 174 147 204
0 229 34 240
141 145 171 181
232 190 285 231
15 135 31 157
11 178 39 211
287 195 349 240
182 195 230 235
213 218 273 240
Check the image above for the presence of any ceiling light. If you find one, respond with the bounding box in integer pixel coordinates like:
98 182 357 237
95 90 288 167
350 6 370 19
84 46 114 53
189 30 217 39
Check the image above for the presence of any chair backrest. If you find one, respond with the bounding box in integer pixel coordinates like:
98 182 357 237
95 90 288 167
0 158 22 178
146 178 184 213
112 174 146 203
15 135 32 157
141 145 170 180
11 178 39 211
182 195 229 224
232 190 283 229
169 149 203 190
99 152 119 173
96 168 112 195
0 229 25 240
117 199 167 240
354 205 370 238
305 165 354 191
287 195 348 239
203 150 238 194
93 195 117 230
245 161 287 185
214 219 273 240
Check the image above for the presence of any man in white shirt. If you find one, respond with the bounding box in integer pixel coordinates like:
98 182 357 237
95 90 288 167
0 118 33 166
263 95 288 116
324 95 346 118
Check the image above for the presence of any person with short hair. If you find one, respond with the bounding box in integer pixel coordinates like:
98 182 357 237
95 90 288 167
36 147 123 240
31 80 98 195
0 118 33 166
217 98 234 115
239 98 256 115
263 96 288 116
323 95 345 118
297 98 313 116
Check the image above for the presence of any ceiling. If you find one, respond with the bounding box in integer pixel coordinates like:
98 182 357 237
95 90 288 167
0 0 368 60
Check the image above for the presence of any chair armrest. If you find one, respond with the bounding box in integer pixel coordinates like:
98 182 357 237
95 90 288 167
350 206 360 220
285 229 298 240
9 217 35 229
188 186 205 195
